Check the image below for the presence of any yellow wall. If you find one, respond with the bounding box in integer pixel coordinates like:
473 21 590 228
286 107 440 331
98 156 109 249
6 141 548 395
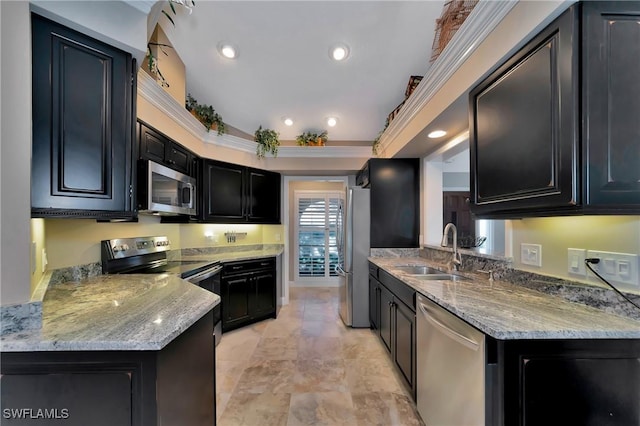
510 216 640 285
180 223 283 248
30 219 46 294
45 216 181 269
144 25 186 106
43 218 283 271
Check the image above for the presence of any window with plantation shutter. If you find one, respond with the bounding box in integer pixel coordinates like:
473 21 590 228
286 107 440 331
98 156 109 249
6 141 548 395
295 191 343 282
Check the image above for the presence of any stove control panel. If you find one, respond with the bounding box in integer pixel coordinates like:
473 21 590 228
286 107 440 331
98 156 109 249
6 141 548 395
102 236 171 259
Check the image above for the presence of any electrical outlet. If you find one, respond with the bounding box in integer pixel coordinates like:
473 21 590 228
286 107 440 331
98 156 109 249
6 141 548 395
275 233 281 242
586 250 639 290
521 243 542 267
567 248 587 277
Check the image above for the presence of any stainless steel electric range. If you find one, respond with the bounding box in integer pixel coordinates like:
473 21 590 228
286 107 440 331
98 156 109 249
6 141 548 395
101 236 222 345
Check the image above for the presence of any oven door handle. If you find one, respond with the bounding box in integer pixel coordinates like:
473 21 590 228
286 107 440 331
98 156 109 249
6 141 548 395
186 265 222 283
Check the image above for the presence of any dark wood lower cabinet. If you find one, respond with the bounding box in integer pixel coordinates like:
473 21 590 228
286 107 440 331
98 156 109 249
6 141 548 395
221 258 277 332
393 299 416 391
369 262 640 423
222 274 251 330
495 338 640 426
369 263 416 399
369 275 380 330
0 311 215 426
378 283 394 354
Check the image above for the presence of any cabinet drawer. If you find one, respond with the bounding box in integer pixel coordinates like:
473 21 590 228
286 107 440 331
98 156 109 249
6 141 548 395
379 269 415 312
222 258 275 276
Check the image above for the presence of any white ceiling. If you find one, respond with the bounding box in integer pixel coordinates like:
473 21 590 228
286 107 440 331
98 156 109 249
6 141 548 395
163 1 445 142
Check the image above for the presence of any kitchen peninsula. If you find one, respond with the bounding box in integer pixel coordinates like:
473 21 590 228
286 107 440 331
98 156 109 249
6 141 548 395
1 274 219 426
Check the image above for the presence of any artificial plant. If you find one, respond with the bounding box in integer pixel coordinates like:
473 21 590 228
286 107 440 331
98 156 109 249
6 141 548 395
296 130 328 146
255 126 280 158
186 94 226 135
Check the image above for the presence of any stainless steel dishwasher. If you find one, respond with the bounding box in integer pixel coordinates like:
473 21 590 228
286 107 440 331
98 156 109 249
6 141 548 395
416 294 485 426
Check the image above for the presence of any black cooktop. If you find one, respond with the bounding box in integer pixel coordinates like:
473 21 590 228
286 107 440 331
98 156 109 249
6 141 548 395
135 260 219 278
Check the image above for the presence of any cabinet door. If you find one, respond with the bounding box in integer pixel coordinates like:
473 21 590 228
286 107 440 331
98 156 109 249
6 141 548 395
139 123 167 165
139 122 193 177
200 160 246 222
522 357 640 425
31 14 134 218
1 372 132 426
247 169 281 223
469 6 579 216
369 276 380 330
393 299 416 394
369 159 420 247
378 284 393 354
251 271 276 317
221 275 251 331
583 1 640 209
166 143 191 176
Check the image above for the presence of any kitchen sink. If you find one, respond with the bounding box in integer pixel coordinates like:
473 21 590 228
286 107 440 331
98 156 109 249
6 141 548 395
411 274 468 281
394 265 446 275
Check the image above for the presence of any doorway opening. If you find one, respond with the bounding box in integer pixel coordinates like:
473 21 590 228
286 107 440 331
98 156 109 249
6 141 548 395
294 191 343 285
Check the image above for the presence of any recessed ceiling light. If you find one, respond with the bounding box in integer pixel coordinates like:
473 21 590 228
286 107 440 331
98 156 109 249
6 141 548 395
428 130 447 139
330 44 350 61
283 118 294 126
326 117 338 127
218 43 237 59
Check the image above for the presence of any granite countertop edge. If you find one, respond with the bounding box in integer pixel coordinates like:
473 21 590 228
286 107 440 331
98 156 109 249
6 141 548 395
1 275 220 353
369 257 640 340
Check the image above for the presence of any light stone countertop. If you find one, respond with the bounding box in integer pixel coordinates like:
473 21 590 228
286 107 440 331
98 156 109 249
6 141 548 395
0 274 219 352
369 257 640 340
174 247 283 264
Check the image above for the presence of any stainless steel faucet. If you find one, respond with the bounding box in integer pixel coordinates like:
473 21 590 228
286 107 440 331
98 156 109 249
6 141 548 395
441 223 462 271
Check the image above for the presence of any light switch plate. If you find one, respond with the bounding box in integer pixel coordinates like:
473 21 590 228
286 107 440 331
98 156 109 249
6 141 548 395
521 243 542 267
586 250 639 291
567 248 587 277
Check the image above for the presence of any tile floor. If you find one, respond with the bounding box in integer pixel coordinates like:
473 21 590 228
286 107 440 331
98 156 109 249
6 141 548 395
216 286 425 426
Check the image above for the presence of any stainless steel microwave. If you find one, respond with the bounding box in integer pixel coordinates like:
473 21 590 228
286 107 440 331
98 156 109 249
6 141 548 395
138 160 196 216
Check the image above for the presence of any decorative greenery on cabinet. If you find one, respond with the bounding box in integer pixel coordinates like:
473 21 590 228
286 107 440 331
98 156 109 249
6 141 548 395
254 126 280 158
296 130 328 146
185 94 226 135
372 118 389 155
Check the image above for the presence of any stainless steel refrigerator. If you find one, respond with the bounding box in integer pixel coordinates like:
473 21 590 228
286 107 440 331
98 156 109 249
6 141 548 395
336 186 370 327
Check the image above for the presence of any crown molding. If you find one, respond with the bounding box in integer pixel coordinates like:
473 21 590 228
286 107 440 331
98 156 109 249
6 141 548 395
378 1 517 153
138 71 373 158
277 145 372 158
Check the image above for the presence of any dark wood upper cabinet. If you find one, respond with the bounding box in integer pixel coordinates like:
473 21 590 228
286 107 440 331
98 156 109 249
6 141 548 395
247 168 281 224
470 1 640 217
201 160 246 222
583 1 640 208
200 159 281 224
31 14 135 219
358 159 420 248
469 5 579 217
138 121 195 177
